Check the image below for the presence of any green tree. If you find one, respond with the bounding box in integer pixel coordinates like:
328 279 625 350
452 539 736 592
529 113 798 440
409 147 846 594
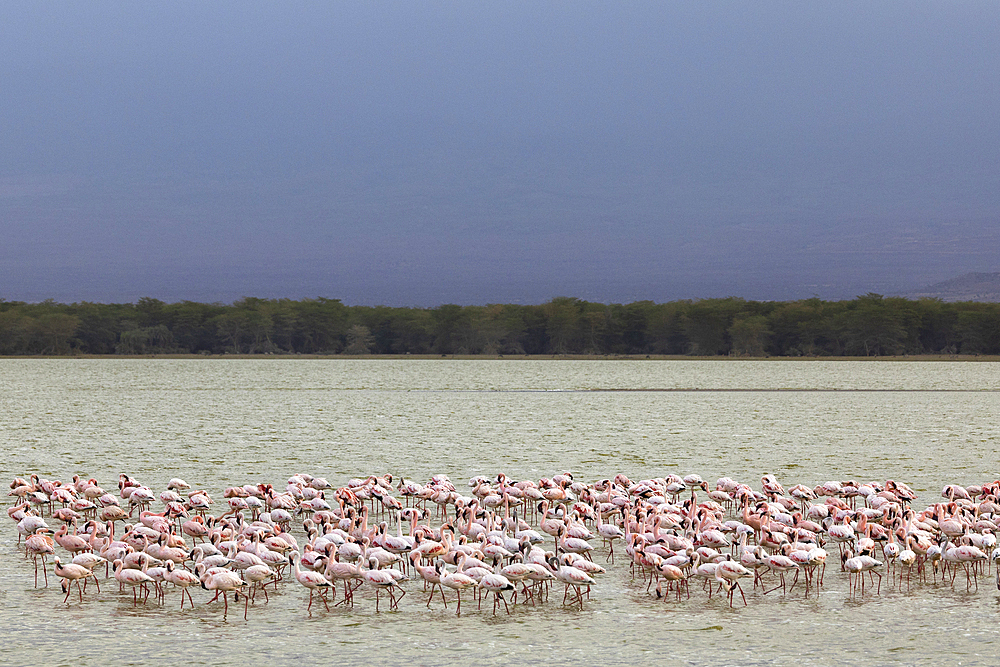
647 302 688 354
955 308 1000 354
293 298 347 353
729 315 772 356
0 308 33 354
344 324 374 354
682 298 746 355
835 294 912 356
32 313 80 355
431 304 472 354
543 297 583 353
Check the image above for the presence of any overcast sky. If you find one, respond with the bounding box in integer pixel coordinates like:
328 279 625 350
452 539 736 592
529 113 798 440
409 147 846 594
2 2 998 305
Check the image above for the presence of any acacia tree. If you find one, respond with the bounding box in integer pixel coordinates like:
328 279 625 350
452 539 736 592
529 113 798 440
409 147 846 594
835 294 912 356
955 308 1000 354
293 298 347 353
344 324 374 354
33 313 80 355
682 298 746 355
0 308 33 354
729 315 771 356
543 297 583 353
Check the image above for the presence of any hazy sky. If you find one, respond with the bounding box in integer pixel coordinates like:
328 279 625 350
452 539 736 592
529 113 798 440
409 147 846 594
2 2 998 305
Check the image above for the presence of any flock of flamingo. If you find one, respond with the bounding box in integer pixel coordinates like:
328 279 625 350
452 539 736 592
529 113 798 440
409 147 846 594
8 470 1000 619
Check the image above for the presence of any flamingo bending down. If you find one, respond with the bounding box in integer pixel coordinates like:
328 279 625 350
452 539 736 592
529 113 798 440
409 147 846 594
53 556 94 603
845 555 883 595
763 554 799 595
199 566 248 618
716 556 752 607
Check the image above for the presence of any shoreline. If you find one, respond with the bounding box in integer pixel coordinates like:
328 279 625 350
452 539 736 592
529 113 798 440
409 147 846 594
3 353 1000 361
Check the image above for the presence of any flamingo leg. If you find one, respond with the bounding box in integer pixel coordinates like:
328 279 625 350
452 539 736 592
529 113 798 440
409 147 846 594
393 585 405 610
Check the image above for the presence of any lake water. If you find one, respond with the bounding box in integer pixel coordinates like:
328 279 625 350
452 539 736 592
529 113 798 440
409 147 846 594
2 359 999 666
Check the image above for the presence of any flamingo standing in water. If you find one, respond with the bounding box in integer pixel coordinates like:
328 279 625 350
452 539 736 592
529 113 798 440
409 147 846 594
596 512 624 563
362 556 407 612
199 566 248 618
324 556 363 607
547 555 594 609
844 554 883 595
762 553 799 595
438 562 477 615
716 556 752 607
291 551 333 612
164 561 200 609
53 556 94 603
410 550 447 608
897 539 918 591
26 530 55 587
112 559 155 605
477 563 515 615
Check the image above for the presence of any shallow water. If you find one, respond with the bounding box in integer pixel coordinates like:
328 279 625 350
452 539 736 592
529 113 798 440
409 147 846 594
2 359 999 666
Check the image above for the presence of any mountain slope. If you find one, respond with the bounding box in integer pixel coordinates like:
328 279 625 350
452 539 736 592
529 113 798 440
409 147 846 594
905 272 1000 302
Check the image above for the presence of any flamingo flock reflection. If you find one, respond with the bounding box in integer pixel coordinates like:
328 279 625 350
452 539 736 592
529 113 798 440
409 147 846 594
8 471 1000 618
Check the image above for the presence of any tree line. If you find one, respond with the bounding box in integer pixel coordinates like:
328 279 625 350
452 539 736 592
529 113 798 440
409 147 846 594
0 294 998 357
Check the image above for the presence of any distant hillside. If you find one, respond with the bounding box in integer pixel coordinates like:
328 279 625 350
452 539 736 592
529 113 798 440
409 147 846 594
906 272 1000 302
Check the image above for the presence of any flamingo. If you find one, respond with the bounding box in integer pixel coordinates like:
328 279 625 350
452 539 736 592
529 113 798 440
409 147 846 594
164 561 200 609
53 556 94 603
245 564 278 603
324 557 363 607
845 555 883 595
290 551 333 612
113 558 155 605
547 554 594 609
439 562 478 615
595 511 624 563
763 553 799 595
897 540 918 591
199 566 248 618
716 556 752 607
654 561 688 601
26 530 55 587
362 556 407 611
410 550 447 608
54 524 91 555
477 564 516 615
70 553 106 593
